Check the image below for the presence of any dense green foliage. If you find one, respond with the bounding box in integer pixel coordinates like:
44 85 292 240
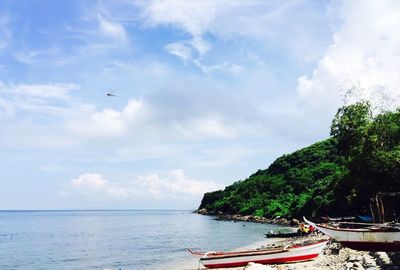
198 101 400 218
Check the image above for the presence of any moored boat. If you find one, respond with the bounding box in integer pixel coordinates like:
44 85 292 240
189 239 328 268
304 217 400 252
264 231 300 238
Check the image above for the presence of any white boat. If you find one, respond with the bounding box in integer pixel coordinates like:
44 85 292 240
304 217 400 252
189 239 328 269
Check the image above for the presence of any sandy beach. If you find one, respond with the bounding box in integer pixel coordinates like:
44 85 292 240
180 237 400 270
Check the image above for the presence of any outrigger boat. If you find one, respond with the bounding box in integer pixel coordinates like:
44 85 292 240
188 239 328 268
264 230 300 238
304 217 400 252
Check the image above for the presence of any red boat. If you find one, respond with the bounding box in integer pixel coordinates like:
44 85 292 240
188 239 328 268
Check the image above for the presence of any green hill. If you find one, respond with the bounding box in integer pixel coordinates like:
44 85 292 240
198 102 400 219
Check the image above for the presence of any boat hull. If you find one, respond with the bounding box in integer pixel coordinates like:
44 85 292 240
200 240 328 269
304 217 400 252
265 232 300 238
339 241 400 252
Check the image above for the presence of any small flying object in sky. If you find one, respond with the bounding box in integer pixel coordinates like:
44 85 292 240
106 90 116 97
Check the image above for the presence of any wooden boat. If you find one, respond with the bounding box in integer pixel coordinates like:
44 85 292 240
187 246 285 257
304 217 400 252
188 239 328 268
264 231 300 238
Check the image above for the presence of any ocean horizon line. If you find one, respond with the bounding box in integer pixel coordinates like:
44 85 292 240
0 209 196 212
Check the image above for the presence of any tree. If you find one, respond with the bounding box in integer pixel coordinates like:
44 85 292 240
331 102 400 212
330 101 372 155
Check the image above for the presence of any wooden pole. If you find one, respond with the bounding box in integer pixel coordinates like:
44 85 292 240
378 195 385 223
369 198 377 223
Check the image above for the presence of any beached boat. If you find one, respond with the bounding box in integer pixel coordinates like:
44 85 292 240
187 246 285 257
264 230 300 238
304 217 400 252
188 239 328 268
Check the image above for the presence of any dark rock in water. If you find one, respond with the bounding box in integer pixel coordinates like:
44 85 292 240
197 208 208 215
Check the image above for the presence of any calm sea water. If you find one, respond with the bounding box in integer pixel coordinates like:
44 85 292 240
0 210 281 270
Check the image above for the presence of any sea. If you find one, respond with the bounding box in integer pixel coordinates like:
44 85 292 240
0 210 283 270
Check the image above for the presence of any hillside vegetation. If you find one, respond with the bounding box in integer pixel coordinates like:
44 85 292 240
198 102 400 218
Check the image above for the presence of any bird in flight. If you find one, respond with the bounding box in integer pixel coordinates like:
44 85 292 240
106 90 116 97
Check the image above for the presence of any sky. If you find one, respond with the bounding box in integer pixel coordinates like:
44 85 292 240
1 0 400 210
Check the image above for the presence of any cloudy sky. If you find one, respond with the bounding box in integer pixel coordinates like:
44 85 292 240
1 0 400 210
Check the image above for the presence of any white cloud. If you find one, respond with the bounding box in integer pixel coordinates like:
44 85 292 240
189 36 210 56
13 5 130 67
0 76 250 153
82 108 125 136
0 82 78 117
166 39 235 74
13 83 78 100
13 47 76 66
70 173 136 198
137 169 223 198
66 95 245 140
164 36 210 61
70 170 223 200
199 62 245 75
141 0 229 71
98 14 128 43
0 82 81 149
71 173 107 189
297 0 400 112
139 0 317 72
176 115 237 139
164 38 210 70
140 0 222 36
165 42 192 62
66 99 149 138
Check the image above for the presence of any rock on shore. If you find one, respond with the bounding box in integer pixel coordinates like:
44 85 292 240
297 241 400 270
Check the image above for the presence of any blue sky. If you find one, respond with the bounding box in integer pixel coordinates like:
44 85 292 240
1 0 400 210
